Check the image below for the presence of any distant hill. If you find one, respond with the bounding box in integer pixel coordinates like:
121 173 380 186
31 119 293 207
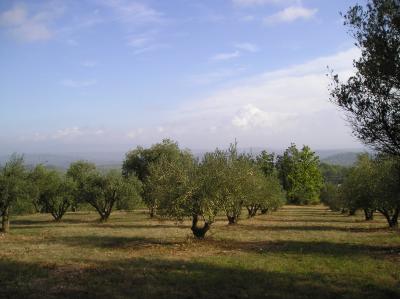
0 148 366 169
321 152 363 166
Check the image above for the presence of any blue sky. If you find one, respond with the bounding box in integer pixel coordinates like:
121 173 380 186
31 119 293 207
0 0 366 154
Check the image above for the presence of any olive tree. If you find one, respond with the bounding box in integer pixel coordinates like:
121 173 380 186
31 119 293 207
339 154 400 227
218 144 250 224
340 154 377 219
66 161 97 211
123 139 182 217
243 167 285 218
147 146 224 238
259 174 286 214
374 156 400 227
218 144 285 223
80 170 142 222
330 0 400 157
43 173 77 221
29 164 52 213
0 155 29 232
320 183 343 212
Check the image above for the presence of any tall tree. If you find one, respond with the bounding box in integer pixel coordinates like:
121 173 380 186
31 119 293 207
319 163 350 185
276 144 297 192
277 144 323 204
330 0 400 156
256 150 276 176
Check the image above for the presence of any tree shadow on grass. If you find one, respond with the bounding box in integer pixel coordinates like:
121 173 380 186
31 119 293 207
54 235 178 249
274 212 349 218
0 257 398 299
92 223 188 230
48 234 400 258
229 224 389 233
257 218 385 224
209 239 400 258
12 218 91 226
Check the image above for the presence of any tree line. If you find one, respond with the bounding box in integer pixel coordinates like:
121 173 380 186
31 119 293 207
327 0 400 228
321 154 400 228
0 140 324 238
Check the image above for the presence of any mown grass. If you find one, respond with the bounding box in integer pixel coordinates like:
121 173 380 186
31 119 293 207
0 205 399 299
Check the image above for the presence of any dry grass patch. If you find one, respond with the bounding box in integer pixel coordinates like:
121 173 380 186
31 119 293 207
0 205 399 298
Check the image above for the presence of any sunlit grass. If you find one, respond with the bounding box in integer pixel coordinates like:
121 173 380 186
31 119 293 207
1 205 399 298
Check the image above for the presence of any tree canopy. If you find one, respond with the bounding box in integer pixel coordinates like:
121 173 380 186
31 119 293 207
330 0 400 156
276 144 323 205
123 139 185 217
0 154 30 232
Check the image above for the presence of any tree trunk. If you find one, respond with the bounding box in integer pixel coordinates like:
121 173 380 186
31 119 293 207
247 206 258 218
191 215 211 238
363 209 374 221
100 212 109 222
261 208 269 215
227 215 237 225
378 208 399 228
149 207 155 218
348 208 356 216
33 202 41 213
389 218 398 228
389 208 399 228
1 206 10 233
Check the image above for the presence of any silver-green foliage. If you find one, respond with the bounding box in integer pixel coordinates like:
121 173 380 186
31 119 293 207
0 154 30 232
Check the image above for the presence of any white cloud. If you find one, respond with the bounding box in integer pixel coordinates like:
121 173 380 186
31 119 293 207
190 67 246 85
211 51 241 61
133 43 169 55
235 42 259 52
0 3 63 42
61 79 97 88
0 4 26 26
126 31 168 55
127 128 144 139
240 15 256 21
233 0 298 7
99 0 163 23
66 38 79 46
94 129 105 135
232 104 295 129
210 44 258 64
81 60 97 68
159 47 361 149
264 6 318 24
127 35 153 48
52 127 84 139
21 127 106 142
15 49 361 151
19 132 47 142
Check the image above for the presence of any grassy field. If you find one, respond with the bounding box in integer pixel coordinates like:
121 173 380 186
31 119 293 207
0 205 399 299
